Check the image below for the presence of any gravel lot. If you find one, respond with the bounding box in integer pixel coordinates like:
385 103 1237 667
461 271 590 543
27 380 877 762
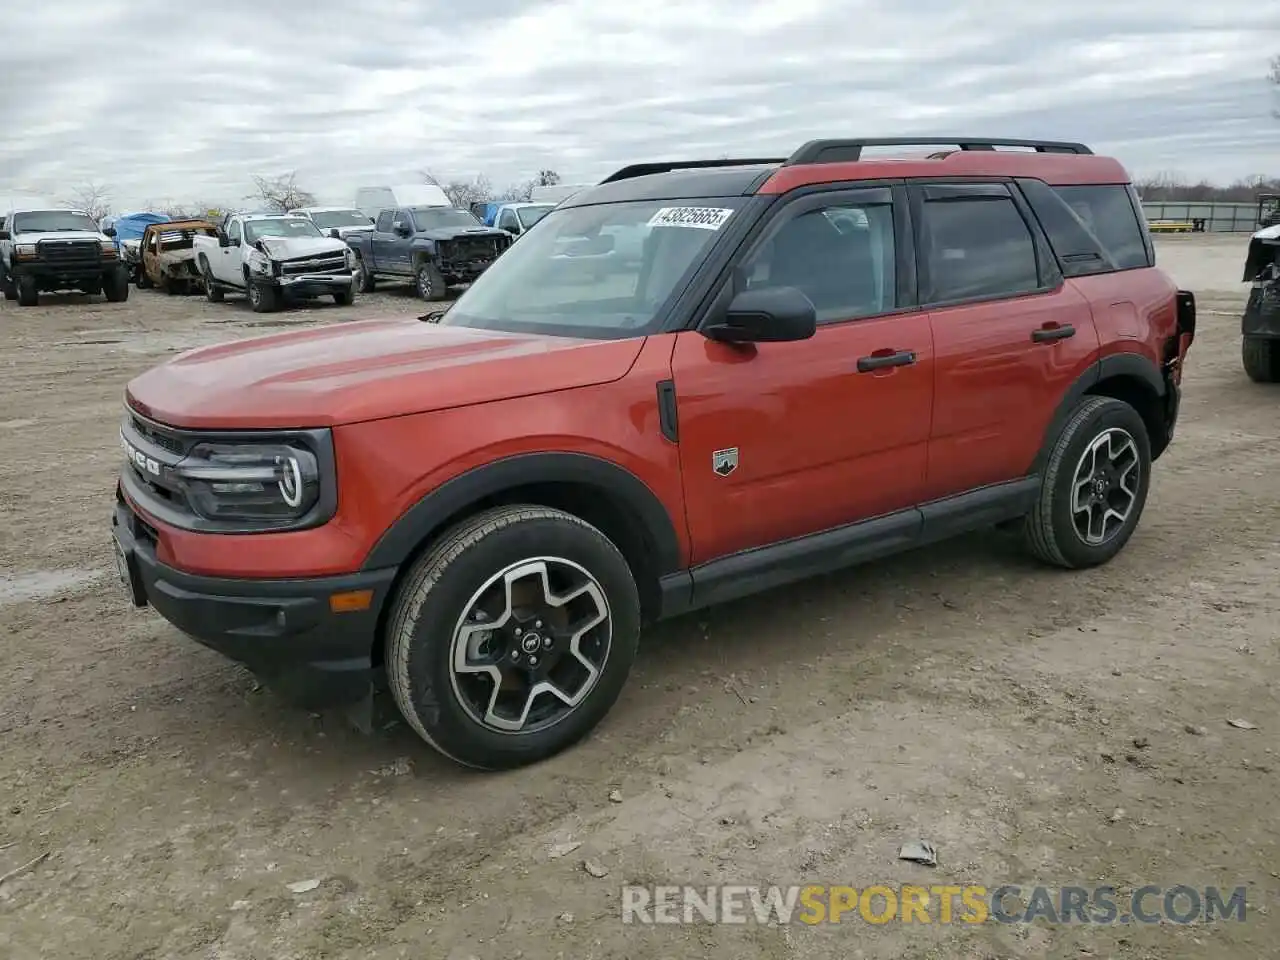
1 235 1276 959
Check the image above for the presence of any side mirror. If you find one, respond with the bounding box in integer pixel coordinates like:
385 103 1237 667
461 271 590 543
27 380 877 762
393 221 411 236
329 228 341 239
103 226 117 238
0 229 9 241
703 286 817 343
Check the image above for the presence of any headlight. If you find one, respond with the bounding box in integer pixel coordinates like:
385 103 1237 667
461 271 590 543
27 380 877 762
100 240 117 256
175 441 321 522
15 243 36 257
345 246 356 268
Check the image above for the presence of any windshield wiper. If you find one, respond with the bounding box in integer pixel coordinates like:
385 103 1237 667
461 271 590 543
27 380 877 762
419 309 449 323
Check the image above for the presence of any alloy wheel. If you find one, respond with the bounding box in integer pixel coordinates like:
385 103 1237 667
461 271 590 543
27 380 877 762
1070 427 1140 545
448 557 611 734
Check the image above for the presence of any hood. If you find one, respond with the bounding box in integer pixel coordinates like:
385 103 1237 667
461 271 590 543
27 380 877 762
419 226 507 243
255 235 348 260
125 318 645 429
332 224 374 238
12 230 107 244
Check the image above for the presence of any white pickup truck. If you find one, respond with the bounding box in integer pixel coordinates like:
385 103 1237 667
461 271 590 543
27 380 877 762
193 213 356 312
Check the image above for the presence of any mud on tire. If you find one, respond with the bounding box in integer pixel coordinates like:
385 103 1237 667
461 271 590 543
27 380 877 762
385 505 641 770
1023 395 1152 569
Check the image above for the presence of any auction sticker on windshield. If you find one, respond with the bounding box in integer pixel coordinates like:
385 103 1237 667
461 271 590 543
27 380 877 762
647 207 735 230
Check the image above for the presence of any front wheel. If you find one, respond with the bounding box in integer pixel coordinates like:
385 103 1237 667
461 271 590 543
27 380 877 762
415 262 449 302
16 275 38 307
385 505 641 770
332 286 354 306
1023 396 1151 569
248 281 279 313
352 256 375 293
1242 337 1280 383
103 267 129 302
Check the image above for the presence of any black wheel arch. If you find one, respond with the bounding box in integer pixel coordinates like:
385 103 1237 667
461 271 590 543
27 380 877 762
1032 353 1170 474
362 452 684 624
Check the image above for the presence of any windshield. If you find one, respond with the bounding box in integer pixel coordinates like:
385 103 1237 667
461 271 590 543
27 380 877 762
410 207 483 230
244 218 324 241
442 198 744 339
309 209 372 229
517 205 554 228
11 210 99 234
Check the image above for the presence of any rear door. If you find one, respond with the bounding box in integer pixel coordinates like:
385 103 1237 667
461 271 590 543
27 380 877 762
913 182 1099 501
672 185 935 563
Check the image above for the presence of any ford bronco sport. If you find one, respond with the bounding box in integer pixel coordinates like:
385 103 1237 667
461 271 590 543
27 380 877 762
111 137 1196 770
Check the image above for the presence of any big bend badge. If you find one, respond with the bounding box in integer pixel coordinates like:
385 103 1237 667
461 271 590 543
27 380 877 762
712 447 739 477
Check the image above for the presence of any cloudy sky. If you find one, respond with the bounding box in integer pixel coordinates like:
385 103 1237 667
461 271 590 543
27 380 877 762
2 0 1277 211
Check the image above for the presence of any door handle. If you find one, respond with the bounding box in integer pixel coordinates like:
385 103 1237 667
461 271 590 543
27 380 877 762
856 349 917 373
1031 323 1075 343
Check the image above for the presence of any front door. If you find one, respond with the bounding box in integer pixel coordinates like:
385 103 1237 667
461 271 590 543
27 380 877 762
911 182 1101 500
672 187 934 564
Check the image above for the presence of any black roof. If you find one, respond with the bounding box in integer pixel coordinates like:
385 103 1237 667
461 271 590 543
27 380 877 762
560 164 779 208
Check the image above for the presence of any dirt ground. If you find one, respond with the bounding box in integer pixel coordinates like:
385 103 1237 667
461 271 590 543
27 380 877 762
0 235 1276 959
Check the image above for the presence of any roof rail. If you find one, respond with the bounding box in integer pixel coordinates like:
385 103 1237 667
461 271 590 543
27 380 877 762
600 158 787 184
783 138 1093 166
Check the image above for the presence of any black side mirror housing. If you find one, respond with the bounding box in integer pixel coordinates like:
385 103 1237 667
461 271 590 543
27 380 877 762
0 229 9 241
329 228 341 239
102 226 116 238
703 286 817 343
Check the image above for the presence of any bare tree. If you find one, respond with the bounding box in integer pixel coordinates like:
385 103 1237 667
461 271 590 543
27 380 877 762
1133 173 1280 203
535 169 560 187
1271 54 1279 118
248 172 316 212
63 181 113 222
421 170 493 209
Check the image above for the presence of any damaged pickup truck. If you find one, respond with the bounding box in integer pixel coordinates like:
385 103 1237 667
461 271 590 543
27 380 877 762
346 205 512 301
137 219 219 294
193 213 356 313
1242 224 1280 383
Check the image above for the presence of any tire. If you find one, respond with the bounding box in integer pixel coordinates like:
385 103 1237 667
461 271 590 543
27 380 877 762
1242 337 1280 383
248 281 278 313
137 268 153 289
200 258 223 302
1023 396 1151 569
102 267 129 303
17 275 38 307
352 256 375 293
332 286 355 306
415 261 448 302
2 278 15 301
386 504 641 770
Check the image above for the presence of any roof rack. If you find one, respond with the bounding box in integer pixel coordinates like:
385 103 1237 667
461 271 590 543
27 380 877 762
783 138 1093 166
600 158 787 184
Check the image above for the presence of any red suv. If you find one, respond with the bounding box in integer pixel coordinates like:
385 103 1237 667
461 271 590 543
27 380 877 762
112 138 1196 769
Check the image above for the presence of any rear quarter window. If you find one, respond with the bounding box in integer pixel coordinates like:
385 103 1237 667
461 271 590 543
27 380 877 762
1053 184 1151 270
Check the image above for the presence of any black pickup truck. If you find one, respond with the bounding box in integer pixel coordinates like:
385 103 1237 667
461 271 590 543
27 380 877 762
345 206 512 301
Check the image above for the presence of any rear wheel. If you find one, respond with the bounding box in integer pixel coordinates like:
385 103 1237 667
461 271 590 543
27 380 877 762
16 276 38 307
1023 396 1151 569
103 267 129 302
352 256 375 293
200 258 223 302
1242 337 1280 383
386 505 641 770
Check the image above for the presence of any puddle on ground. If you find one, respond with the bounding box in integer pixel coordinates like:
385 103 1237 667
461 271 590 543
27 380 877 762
0 568 105 605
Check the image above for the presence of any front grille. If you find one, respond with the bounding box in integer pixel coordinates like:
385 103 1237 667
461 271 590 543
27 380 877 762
38 239 100 261
280 255 347 276
130 414 186 455
440 237 503 263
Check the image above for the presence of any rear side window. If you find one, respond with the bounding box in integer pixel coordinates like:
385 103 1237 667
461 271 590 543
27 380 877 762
920 197 1040 303
1053 185 1150 269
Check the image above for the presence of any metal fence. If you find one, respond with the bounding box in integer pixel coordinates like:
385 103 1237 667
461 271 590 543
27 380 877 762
1139 202 1257 233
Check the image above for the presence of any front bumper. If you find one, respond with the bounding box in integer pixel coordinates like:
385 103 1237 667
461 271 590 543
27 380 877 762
111 496 396 707
260 271 354 297
12 258 117 284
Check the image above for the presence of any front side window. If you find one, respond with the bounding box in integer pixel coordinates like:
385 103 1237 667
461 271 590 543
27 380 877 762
921 197 1040 302
376 211 394 232
1054 185 1150 269
442 198 745 339
740 200 896 322
244 218 323 241
11 210 99 234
